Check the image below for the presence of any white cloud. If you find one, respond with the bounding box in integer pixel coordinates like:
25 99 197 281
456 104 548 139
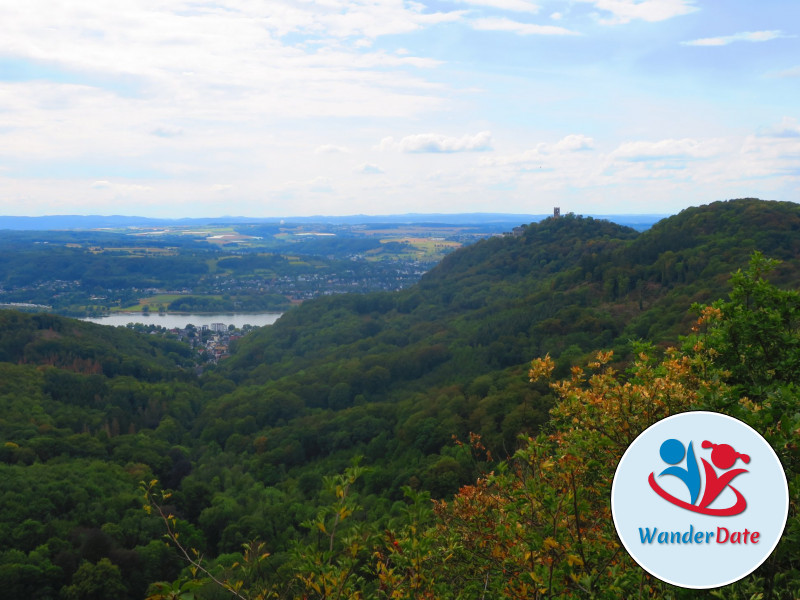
0 0 464 212
611 138 722 161
577 0 699 25
358 163 385 174
556 134 595 152
90 181 153 194
380 131 493 153
451 0 541 13
121 184 154 194
609 125 800 186
275 176 337 197
307 1 463 40
474 124 799 208
151 127 183 138
682 30 790 47
481 134 595 167
727 133 800 181
0 2 452 126
768 65 800 78
471 17 579 35
758 117 800 138
315 144 352 154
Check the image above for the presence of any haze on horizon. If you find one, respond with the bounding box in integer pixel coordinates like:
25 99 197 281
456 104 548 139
1 0 798 219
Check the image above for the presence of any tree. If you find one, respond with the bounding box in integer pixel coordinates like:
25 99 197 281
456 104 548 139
691 251 800 399
60 558 128 600
142 463 378 600
686 253 800 599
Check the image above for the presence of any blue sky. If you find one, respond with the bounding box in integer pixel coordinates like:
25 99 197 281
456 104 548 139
0 0 798 217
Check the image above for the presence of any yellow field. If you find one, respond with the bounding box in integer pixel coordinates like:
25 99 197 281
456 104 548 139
370 237 461 261
112 294 186 312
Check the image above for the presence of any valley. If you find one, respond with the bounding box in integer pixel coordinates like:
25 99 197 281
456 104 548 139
0 199 798 599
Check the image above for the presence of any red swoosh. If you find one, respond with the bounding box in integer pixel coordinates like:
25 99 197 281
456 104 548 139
648 472 747 516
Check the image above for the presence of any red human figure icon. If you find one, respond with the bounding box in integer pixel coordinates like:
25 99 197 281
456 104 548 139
698 440 750 511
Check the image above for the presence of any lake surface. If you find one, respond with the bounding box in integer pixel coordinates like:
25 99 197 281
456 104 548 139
83 312 283 329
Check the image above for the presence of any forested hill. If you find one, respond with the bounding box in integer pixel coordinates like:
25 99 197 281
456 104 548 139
0 311 208 599
223 198 800 387
212 199 800 478
0 311 196 379
198 198 800 502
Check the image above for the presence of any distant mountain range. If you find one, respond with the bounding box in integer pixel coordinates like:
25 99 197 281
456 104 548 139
0 212 668 231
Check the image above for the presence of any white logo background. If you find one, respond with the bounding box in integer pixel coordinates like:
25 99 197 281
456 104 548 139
612 411 789 589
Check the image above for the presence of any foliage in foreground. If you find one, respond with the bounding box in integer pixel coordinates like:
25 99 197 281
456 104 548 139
145 254 799 599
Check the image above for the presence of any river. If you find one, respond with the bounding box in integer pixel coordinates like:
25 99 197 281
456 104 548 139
82 312 283 329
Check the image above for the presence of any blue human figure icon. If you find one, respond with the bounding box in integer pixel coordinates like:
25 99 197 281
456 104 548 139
658 438 701 505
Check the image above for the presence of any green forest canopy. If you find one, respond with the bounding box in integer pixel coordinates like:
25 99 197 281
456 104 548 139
0 198 799 598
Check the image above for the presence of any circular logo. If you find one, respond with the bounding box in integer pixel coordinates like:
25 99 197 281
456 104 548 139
611 411 788 589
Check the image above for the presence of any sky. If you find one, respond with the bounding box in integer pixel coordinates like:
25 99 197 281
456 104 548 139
1 0 799 218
